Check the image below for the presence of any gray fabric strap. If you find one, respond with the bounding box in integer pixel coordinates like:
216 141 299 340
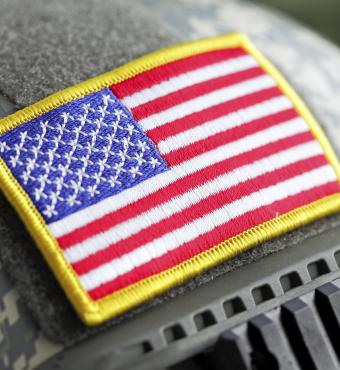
0 0 178 107
0 0 179 345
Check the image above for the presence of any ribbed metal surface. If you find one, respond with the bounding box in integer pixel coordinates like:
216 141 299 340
37 222 340 370
171 281 340 370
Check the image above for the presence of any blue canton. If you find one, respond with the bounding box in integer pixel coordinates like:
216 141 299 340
0 89 168 222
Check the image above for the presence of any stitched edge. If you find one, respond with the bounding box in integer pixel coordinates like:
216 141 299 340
0 34 243 133
0 33 339 325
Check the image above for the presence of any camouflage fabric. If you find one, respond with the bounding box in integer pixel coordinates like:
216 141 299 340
0 263 61 370
0 86 63 370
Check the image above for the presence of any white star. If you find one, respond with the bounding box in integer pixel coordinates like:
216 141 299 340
9 156 18 168
137 140 149 152
102 94 115 106
87 185 100 197
98 105 109 117
149 157 160 168
72 125 83 136
34 187 43 201
53 176 64 188
125 124 136 136
66 195 81 207
129 166 142 178
91 172 102 183
97 158 106 168
21 172 31 184
102 144 113 155
30 145 41 156
133 152 145 166
113 108 127 120
37 173 47 183
50 137 60 147
121 137 133 149
48 191 60 205
108 176 122 188
61 112 74 123
39 120 49 129
82 103 93 114
63 150 74 163
43 204 58 218
77 114 90 126
41 161 50 172
117 149 128 161
0 142 8 153
112 161 126 174
94 117 104 127
19 131 28 141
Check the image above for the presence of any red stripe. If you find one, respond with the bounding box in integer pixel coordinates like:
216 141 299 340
110 48 247 98
164 108 299 165
146 87 283 142
132 67 265 120
72 155 327 275
88 181 340 299
57 131 313 249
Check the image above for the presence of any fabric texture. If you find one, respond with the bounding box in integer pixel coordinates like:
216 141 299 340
0 0 340 346
0 0 177 108
0 0 180 343
50 40 338 305
0 89 167 222
2 34 339 328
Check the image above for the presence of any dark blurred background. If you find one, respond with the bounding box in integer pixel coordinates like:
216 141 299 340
255 0 340 45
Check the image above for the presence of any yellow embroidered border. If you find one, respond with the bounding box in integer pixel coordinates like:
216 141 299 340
0 33 340 325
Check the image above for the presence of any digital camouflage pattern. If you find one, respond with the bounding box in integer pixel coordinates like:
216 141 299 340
0 264 61 370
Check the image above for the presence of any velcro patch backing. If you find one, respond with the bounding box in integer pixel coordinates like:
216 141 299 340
0 34 340 326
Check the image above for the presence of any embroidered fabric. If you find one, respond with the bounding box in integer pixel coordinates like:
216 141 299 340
0 89 167 222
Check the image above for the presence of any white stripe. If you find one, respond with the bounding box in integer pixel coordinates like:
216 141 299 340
80 165 336 291
139 75 276 131
121 55 258 108
49 117 308 237
64 138 320 264
158 96 292 155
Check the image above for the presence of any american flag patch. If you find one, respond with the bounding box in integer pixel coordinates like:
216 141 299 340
0 34 340 325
